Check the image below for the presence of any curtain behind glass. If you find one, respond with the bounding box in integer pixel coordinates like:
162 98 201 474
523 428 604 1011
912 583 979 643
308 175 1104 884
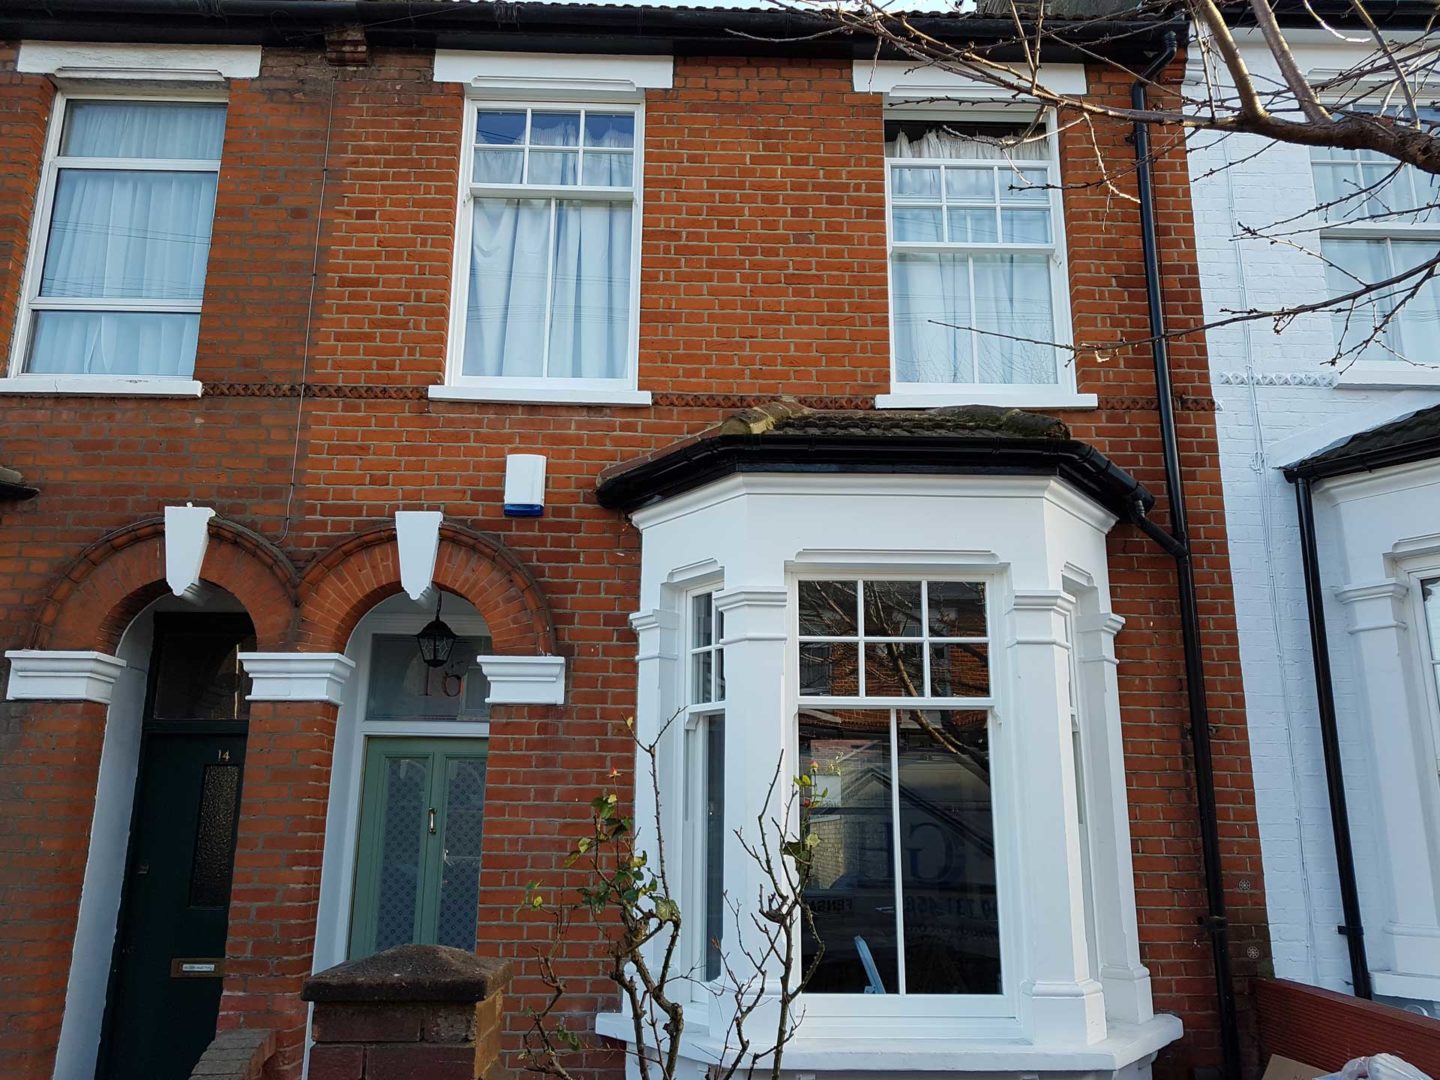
888 128 1048 162
464 197 631 380
62 101 225 160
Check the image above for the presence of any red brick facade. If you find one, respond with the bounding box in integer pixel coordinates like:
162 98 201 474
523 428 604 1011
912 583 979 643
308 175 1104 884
0 39 1264 1080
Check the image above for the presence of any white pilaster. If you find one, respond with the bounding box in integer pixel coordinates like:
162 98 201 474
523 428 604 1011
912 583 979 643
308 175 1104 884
711 586 790 1035
237 652 356 705
4 650 127 704
1335 579 1440 979
1008 591 1107 1045
1076 611 1154 1025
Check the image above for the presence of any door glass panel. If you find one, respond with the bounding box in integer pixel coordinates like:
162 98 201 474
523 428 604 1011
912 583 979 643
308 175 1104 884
895 710 999 993
373 755 430 953
365 634 491 721
436 755 487 950
188 764 241 907
152 627 255 720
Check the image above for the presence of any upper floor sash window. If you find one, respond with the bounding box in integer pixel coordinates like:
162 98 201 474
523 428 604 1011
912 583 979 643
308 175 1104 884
18 98 225 379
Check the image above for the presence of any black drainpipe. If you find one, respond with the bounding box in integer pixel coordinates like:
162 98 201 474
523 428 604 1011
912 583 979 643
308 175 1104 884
1288 473 1373 998
1130 34 1242 1080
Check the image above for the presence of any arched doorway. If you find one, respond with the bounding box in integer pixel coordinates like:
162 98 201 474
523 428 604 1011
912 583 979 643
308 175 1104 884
91 592 256 1080
313 590 494 972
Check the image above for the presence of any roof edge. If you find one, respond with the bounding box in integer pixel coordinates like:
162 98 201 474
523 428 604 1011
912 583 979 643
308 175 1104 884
594 431 1154 519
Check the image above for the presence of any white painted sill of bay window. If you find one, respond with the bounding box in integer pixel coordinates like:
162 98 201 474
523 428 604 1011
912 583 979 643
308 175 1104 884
0 375 204 397
876 387 1098 410
428 383 653 407
595 1012 1182 1074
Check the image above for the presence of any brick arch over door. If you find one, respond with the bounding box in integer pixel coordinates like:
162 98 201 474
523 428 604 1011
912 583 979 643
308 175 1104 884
297 523 559 656
32 516 298 652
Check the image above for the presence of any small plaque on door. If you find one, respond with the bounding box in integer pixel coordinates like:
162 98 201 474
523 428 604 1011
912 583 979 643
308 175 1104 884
170 957 225 978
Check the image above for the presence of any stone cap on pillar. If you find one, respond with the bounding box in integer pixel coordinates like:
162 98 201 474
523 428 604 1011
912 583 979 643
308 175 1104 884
301 944 511 1004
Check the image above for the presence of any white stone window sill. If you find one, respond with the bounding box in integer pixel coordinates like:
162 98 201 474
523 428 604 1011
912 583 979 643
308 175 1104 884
595 1012 1182 1074
1335 365 1440 390
429 384 652 407
876 390 1098 411
0 375 203 398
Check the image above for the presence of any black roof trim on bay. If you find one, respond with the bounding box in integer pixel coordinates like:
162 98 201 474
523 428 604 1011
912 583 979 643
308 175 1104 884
1284 403 1440 482
0 0 1186 62
594 403 1155 519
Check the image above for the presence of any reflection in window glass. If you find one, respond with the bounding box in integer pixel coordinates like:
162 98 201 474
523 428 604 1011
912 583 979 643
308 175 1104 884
797 577 999 996
365 634 491 721
798 579 989 698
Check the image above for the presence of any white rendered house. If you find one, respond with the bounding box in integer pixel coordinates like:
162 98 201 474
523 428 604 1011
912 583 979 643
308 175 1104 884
1188 29 1440 1012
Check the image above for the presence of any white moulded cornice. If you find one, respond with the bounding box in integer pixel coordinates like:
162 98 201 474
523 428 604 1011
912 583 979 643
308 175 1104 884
478 655 567 706
853 58 1088 99
4 650 127 705
395 510 444 601
165 503 216 597
433 51 674 97
18 41 262 82
238 653 357 706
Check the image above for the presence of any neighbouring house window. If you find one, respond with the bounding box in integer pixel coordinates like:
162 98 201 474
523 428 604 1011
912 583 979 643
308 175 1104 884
685 591 726 985
18 98 225 378
457 105 639 388
1311 125 1440 364
886 116 1067 391
796 578 999 996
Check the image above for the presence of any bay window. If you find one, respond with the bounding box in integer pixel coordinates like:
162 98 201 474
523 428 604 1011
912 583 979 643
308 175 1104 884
448 103 642 400
12 97 225 380
885 114 1073 402
1311 139 1440 367
797 578 999 996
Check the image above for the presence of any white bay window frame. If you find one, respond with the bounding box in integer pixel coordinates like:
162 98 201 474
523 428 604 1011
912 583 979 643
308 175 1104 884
436 97 649 407
877 106 1089 411
609 473 1175 1074
2 88 224 398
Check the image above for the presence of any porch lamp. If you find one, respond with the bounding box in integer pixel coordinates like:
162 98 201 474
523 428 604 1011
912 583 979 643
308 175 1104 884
415 591 458 669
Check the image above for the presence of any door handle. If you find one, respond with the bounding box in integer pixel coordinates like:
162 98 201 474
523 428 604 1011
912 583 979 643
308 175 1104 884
428 808 437 835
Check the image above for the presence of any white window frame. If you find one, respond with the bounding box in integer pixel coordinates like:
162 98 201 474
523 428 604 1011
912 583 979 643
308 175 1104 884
1309 105 1440 389
435 97 650 407
877 105 1089 411
682 586 727 1004
1406 566 1440 785
1 88 223 398
786 570 1020 1033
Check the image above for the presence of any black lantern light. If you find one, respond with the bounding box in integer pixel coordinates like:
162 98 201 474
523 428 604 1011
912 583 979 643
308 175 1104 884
415 591 458 669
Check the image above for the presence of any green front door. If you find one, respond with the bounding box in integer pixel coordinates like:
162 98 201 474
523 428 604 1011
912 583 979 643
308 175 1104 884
348 738 488 959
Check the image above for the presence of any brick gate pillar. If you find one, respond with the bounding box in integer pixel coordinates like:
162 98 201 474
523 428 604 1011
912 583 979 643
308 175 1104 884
221 654 356 1080
301 944 512 1080
0 651 127 1080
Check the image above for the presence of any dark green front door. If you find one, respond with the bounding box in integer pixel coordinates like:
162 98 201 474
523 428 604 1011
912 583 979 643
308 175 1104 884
99 614 252 1080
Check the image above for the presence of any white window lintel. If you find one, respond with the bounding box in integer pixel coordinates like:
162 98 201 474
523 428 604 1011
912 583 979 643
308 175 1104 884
4 650 128 705
18 41 261 83
434 50 674 98
854 59 1088 99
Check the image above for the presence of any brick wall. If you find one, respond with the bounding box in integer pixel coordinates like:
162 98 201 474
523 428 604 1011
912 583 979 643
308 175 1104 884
0 44 1264 1080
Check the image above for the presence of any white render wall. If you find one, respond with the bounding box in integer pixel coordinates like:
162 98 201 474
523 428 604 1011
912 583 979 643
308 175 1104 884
1187 41 1440 1009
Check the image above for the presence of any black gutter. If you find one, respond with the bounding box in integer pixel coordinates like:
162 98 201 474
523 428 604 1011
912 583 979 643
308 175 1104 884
595 433 1156 521
1289 475 1373 999
1133 34 1242 1080
0 0 1184 61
